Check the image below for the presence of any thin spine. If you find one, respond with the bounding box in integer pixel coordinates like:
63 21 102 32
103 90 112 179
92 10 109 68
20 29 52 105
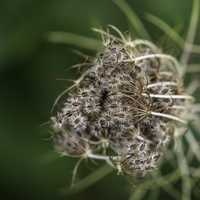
180 0 199 76
85 151 116 168
123 53 180 73
146 81 178 89
142 93 194 101
124 38 159 51
150 111 187 124
51 68 92 113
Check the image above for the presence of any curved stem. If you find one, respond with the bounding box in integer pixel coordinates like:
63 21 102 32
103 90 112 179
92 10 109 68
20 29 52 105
47 31 101 50
64 164 113 195
125 39 159 51
150 111 187 124
175 139 192 200
146 13 200 54
114 0 150 39
147 81 178 88
87 153 115 167
129 170 181 200
142 93 194 101
123 54 180 73
181 0 199 74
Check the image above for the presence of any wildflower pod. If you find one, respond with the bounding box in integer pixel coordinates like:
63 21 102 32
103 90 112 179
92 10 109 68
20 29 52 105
51 27 194 177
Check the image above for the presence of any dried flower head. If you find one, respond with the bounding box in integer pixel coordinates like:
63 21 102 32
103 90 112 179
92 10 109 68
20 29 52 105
51 26 196 178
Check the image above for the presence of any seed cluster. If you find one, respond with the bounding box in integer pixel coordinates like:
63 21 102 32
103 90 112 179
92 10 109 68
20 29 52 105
51 29 192 176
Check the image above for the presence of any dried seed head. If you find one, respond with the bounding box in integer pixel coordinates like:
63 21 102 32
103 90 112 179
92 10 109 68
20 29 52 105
51 27 194 177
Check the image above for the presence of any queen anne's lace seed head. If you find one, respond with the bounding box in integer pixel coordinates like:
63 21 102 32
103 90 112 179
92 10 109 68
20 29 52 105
51 27 195 177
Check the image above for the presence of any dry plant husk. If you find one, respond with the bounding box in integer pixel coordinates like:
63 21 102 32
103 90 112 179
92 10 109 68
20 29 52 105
51 27 195 177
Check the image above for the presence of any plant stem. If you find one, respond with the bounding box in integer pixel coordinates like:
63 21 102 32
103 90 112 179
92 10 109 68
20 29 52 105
63 164 113 195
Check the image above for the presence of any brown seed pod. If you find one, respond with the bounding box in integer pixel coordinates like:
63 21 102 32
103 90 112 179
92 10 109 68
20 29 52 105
51 27 194 177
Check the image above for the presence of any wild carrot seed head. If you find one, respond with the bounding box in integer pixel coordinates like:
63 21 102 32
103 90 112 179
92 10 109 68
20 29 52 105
51 28 193 176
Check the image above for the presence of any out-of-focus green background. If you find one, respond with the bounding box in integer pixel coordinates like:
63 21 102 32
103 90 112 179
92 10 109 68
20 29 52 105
0 0 199 200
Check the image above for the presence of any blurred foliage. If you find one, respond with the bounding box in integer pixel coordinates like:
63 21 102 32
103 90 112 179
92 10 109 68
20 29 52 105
0 0 199 200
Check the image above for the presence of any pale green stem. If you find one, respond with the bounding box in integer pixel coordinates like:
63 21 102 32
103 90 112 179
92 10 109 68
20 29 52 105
129 170 181 200
175 139 191 200
185 130 200 162
146 13 200 54
63 164 113 195
47 31 102 51
146 13 183 46
180 0 199 72
114 0 150 39
187 64 200 73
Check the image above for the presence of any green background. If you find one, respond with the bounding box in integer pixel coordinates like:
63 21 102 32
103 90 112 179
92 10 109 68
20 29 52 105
0 0 199 199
